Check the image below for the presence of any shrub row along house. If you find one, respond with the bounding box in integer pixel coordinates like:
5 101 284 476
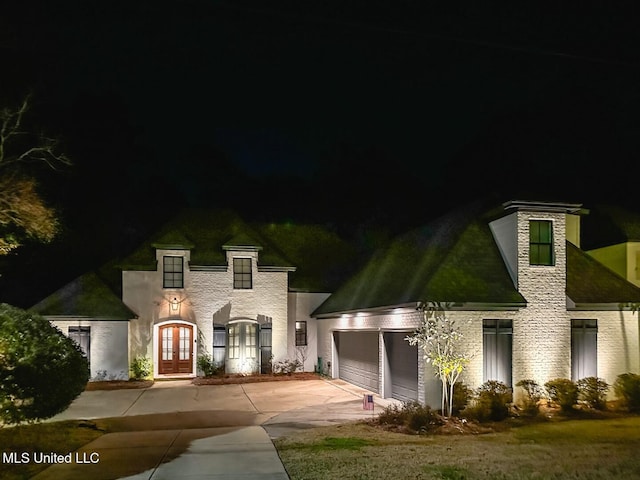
31 200 640 405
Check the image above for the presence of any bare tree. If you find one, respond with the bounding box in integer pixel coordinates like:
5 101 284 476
0 94 71 254
295 345 309 372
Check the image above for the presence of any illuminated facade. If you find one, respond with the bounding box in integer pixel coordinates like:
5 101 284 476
313 201 640 404
31 201 640 406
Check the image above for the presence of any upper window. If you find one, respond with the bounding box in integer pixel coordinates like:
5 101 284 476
233 258 252 289
529 220 554 266
295 321 307 346
163 256 184 288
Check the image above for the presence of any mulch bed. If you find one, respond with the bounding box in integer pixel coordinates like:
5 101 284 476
85 380 154 391
192 372 321 385
85 372 321 390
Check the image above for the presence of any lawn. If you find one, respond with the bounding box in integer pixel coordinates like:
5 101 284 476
0 420 105 480
274 416 640 479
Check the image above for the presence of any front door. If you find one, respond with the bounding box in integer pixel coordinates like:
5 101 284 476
158 324 193 374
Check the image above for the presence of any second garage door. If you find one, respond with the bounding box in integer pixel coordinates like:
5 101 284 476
335 331 379 393
385 332 418 402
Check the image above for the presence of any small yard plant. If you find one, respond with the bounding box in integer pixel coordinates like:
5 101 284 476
577 376 609 410
197 354 224 377
130 356 152 380
613 372 640 412
545 378 579 413
377 400 443 434
516 379 543 416
273 358 302 375
463 380 512 422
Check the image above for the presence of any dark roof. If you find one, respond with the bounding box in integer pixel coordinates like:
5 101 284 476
581 204 640 250
567 242 640 304
118 208 355 292
119 209 271 268
30 272 136 319
254 223 358 292
313 201 526 316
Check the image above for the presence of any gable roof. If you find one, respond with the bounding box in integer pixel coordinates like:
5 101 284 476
118 208 356 292
30 272 136 319
313 200 640 317
567 241 640 304
312 200 526 316
119 209 276 269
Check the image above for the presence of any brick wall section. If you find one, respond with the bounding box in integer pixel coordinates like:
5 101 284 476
123 248 289 377
512 211 571 385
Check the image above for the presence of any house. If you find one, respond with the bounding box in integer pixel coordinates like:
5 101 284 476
31 209 357 380
311 199 640 405
31 200 640 407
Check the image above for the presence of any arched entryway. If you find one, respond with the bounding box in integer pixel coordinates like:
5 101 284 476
157 322 195 375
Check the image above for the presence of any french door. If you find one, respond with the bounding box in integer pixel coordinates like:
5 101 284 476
158 324 193 374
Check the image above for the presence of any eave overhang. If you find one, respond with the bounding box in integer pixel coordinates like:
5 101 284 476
312 300 527 319
502 200 586 214
258 266 297 272
189 264 227 272
151 243 194 250
222 244 263 251
569 303 640 311
43 315 134 322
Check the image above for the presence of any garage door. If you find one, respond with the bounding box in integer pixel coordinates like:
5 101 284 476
335 331 379 392
385 332 418 402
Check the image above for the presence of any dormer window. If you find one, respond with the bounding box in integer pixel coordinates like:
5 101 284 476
529 220 554 266
163 256 184 288
233 257 252 289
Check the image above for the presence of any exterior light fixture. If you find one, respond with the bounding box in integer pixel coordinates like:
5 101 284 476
171 297 179 312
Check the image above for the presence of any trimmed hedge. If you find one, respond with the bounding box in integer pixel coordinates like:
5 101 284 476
0 304 89 424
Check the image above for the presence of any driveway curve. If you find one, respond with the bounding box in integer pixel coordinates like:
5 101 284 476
32 378 397 479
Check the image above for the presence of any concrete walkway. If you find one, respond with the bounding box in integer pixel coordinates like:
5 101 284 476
31 378 397 479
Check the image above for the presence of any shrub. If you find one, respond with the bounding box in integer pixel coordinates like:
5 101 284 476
545 378 578 413
613 373 640 412
452 382 471 415
273 358 302 375
477 380 512 421
463 380 512 422
516 379 543 416
197 354 224 377
377 400 443 433
577 377 609 410
0 304 90 424
130 356 152 380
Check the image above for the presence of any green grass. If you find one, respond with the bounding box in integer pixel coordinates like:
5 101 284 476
274 417 640 479
0 420 104 480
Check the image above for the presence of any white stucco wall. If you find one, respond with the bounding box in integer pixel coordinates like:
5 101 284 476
50 318 130 380
122 248 290 377
287 292 330 371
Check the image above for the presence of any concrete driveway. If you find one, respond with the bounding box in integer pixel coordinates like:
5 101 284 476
32 378 397 479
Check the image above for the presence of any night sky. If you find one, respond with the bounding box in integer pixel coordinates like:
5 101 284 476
2 2 640 306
